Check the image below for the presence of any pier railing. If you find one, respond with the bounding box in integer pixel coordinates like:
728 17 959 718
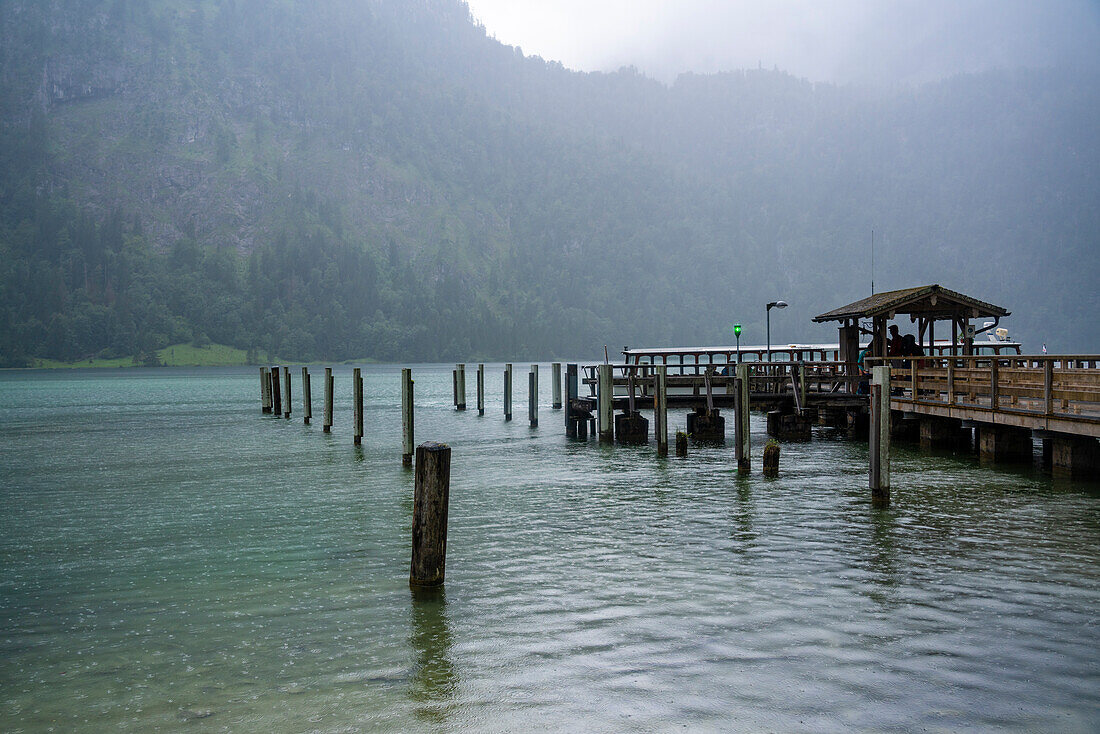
581 361 863 400
868 355 1100 436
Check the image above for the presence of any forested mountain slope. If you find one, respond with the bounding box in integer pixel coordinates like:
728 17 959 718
1 0 1096 366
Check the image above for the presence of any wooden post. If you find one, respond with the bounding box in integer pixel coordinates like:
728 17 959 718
798 361 807 409
551 362 562 409
735 364 750 475
302 367 312 424
260 367 272 413
763 440 780 477
323 367 334 433
409 442 451 588
675 430 688 457
565 363 579 437
1043 360 1054 415
598 363 614 442
476 363 485 416
271 366 282 416
456 364 466 411
869 365 891 506
990 358 999 409
452 369 458 409
529 364 538 427
504 363 512 421
283 366 292 419
402 368 414 466
353 367 363 445
947 361 955 406
655 366 668 457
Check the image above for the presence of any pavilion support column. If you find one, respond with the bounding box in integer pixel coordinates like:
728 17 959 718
1051 435 1100 481
978 425 1032 464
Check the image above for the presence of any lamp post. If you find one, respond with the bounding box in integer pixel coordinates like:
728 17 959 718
733 323 742 364
766 301 788 362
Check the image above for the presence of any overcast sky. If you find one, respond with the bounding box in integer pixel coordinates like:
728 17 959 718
463 0 1100 84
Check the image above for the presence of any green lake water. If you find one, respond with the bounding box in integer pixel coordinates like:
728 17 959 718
1 365 1098 732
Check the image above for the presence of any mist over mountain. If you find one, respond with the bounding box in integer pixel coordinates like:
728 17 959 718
1 0 1097 366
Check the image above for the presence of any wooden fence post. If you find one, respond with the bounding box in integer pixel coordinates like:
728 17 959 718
409 442 451 588
323 367 334 433
504 363 513 421
870 365 891 506
552 362 562 409
302 367 311 424
353 367 363 445
402 368 414 466
529 364 539 427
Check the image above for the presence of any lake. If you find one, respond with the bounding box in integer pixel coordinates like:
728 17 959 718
2 365 1098 732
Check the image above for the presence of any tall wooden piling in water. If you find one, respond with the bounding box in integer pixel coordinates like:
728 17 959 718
735 363 750 475
676 430 688 457
353 367 364 446
323 367 334 433
655 365 669 456
504 363 513 421
402 368 414 466
456 364 467 411
529 364 539 427
565 363 579 437
261 367 272 413
869 365 891 506
552 363 562 409
302 367 312 424
271 366 282 416
598 364 614 442
476 364 485 416
283 367 292 419
409 442 451 588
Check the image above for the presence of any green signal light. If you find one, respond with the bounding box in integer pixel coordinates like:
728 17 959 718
733 323 742 337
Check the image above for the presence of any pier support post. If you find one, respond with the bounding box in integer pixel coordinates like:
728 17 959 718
763 440 780 477
1051 435 1099 480
615 373 649 444
402 368 415 466
260 367 272 413
735 365 751 474
504 364 512 421
919 416 963 451
476 364 485 416
529 364 538 427
410 442 451 588
676 430 688 457
323 367 334 433
302 367 312 424
766 409 811 442
655 366 668 456
598 364 614 443
271 366 282 416
565 363 579 437
283 367 292 419
552 362 562 409
353 367 363 445
978 425 1032 464
869 365 891 507
456 364 466 411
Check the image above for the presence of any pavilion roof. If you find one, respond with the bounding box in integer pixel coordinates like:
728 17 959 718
812 284 1009 323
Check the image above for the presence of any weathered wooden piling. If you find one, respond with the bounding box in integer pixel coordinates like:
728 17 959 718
504 363 513 421
869 365 891 506
676 430 688 457
735 364 750 474
260 367 272 413
565 363 582 438
302 367 312 424
323 367 334 433
686 370 724 441
409 442 451 588
655 366 668 456
598 364 614 442
529 364 538 427
283 367 292 419
763 440 780 477
615 373 649 444
476 363 485 416
271 366 282 416
452 369 458 409
401 368 414 466
456 364 466 411
552 362 562 409
353 367 364 446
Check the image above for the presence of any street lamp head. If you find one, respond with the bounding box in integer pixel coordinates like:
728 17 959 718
767 300 788 310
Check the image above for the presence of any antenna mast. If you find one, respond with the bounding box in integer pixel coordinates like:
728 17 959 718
871 229 875 295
